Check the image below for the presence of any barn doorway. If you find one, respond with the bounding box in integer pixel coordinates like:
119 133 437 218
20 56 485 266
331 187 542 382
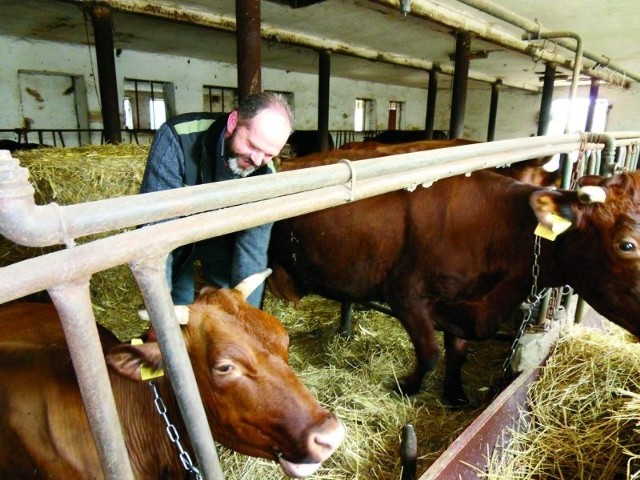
387 100 405 130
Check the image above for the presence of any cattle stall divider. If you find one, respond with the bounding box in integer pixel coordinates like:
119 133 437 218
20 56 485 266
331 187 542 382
0 132 638 480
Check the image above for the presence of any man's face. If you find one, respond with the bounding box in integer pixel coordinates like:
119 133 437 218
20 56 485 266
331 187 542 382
226 109 290 176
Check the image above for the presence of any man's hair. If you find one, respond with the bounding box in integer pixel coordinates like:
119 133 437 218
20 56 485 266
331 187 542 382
236 92 294 130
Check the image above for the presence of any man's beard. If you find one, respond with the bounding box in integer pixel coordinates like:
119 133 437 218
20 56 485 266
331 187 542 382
227 156 256 177
224 132 256 177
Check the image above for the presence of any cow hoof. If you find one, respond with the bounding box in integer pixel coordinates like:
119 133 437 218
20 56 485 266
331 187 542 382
444 393 470 409
394 377 422 396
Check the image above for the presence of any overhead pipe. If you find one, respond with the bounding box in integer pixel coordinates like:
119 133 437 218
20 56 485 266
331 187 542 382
68 0 539 92
369 0 632 88
0 133 626 303
456 0 640 84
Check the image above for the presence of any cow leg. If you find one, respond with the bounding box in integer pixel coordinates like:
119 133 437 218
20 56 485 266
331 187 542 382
443 332 470 407
392 307 440 396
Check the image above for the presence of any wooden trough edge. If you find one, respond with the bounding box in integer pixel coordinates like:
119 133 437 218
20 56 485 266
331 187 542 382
419 308 605 480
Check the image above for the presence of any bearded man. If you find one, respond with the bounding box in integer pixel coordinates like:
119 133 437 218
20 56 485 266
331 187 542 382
140 92 293 307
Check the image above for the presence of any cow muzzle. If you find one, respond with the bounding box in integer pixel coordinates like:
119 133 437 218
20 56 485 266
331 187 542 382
277 417 345 478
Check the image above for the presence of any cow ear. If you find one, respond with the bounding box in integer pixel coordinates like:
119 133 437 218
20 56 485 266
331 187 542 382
576 174 604 187
529 190 578 230
105 342 163 382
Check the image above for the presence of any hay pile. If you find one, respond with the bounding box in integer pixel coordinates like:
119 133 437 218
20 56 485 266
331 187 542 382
1 144 150 338
484 322 640 479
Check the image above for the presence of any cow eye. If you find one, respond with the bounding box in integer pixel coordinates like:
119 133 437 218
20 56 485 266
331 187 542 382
214 363 234 374
618 241 636 252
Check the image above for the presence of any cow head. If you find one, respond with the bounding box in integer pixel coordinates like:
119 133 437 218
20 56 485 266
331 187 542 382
530 172 640 337
107 270 344 478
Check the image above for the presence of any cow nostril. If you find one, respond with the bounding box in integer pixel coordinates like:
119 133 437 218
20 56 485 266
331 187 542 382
306 419 345 462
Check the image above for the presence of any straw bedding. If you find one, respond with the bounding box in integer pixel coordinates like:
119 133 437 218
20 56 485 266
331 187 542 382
3 145 638 478
483 322 640 480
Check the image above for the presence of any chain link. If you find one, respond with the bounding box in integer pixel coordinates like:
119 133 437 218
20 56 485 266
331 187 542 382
499 235 547 382
149 381 203 480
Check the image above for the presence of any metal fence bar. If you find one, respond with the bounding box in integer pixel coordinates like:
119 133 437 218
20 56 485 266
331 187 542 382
0 139 608 304
47 279 135 480
0 134 614 248
130 255 224 480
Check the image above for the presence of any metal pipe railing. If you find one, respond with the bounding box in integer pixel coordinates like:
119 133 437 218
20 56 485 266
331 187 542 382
0 134 627 250
0 135 621 304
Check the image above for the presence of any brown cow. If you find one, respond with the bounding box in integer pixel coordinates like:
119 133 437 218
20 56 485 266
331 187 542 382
0 271 344 479
268 168 640 406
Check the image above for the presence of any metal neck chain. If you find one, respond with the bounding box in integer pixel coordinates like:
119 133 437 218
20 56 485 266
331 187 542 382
499 234 548 382
148 380 203 480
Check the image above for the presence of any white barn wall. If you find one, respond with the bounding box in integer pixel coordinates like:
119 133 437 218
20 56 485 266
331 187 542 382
1 34 639 144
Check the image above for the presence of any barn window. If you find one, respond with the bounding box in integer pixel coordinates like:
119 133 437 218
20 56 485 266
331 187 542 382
548 98 609 134
149 99 166 130
387 101 405 130
203 86 238 113
355 98 376 132
123 79 172 130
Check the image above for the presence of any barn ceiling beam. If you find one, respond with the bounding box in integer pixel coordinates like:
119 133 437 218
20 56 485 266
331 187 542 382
61 0 540 92
369 0 633 88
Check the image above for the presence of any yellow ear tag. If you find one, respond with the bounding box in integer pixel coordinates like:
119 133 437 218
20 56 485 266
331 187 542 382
534 213 572 241
130 338 165 380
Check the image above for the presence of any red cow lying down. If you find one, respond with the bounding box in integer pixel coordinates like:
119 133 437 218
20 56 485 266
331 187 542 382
0 270 344 479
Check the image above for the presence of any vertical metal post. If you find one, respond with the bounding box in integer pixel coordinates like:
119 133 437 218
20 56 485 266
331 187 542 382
401 423 417 480
425 66 439 139
585 77 600 132
48 279 134 480
537 62 556 136
449 32 471 139
318 50 331 152
130 255 224 480
236 0 261 99
88 5 122 144
487 81 500 141
339 301 354 337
